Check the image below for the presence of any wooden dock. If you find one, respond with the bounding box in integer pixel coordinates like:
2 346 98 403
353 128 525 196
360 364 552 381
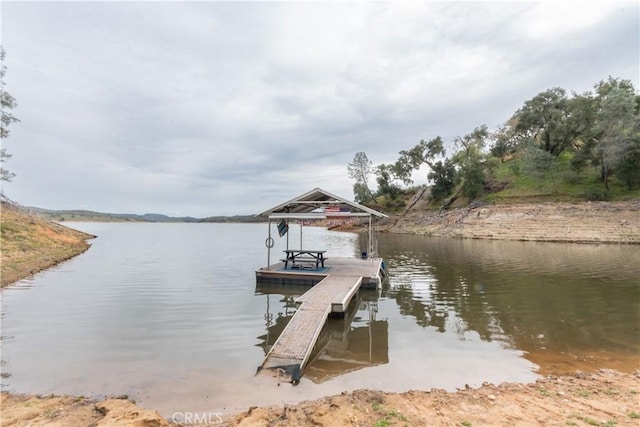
256 257 386 289
256 274 365 384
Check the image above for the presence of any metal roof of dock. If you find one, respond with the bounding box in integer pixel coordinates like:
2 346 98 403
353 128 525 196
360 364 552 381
257 187 387 219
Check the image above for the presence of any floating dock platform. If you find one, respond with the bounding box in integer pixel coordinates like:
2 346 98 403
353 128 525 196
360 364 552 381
255 257 386 383
256 257 385 289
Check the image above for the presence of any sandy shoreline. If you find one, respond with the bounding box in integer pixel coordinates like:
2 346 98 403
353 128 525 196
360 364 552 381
2 370 639 426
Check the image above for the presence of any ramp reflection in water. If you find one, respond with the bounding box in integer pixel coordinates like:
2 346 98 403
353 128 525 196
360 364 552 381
255 283 388 384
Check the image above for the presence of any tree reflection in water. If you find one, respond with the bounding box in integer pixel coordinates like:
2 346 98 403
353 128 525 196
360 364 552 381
373 233 640 372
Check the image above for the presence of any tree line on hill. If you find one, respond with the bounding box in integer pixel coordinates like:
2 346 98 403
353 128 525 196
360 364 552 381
348 76 640 209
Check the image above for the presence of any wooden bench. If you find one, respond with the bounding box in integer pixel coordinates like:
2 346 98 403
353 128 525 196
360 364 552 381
280 256 328 269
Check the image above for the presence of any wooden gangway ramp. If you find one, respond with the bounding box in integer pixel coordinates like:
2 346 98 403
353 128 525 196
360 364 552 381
257 275 363 384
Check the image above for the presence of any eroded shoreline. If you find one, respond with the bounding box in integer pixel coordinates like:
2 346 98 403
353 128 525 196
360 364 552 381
2 370 639 426
0 202 96 287
339 201 640 244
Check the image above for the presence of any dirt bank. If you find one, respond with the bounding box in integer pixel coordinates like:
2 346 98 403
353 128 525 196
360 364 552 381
0 393 169 427
232 370 640 427
0 201 95 287
1 370 638 426
338 201 640 244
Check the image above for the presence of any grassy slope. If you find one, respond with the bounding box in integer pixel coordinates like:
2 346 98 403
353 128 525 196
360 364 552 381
376 154 640 214
486 153 640 204
364 154 640 228
1 201 95 287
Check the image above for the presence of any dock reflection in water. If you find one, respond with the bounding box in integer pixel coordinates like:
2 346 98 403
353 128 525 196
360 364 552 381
255 284 388 383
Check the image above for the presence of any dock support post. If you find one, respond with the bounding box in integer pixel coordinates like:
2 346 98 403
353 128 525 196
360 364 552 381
267 218 272 269
286 219 290 251
368 214 372 257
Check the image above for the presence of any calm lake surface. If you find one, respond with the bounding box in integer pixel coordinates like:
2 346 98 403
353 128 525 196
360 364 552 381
1 223 638 416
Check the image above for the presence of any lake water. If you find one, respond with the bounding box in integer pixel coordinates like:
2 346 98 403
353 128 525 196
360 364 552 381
1 223 638 417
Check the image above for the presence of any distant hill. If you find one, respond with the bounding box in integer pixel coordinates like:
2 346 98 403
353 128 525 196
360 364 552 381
200 214 265 223
28 207 265 223
29 207 200 222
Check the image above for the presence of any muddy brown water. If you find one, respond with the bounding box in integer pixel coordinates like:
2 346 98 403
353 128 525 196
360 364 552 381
1 223 638 417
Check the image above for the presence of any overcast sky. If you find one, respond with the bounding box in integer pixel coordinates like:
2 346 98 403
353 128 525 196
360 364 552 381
1 1 637 217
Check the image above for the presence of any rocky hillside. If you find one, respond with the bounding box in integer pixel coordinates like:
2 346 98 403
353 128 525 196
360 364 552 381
340 201 640 244
399 201 640 243
1 200 95 287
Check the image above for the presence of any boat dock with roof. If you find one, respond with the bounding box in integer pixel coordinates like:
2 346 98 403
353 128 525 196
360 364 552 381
255 188 387 384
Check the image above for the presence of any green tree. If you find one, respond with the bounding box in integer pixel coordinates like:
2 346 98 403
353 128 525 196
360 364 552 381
615 137 640 189
490 118 521 160
522 144 560 191
374 163 402 198
352 182 371 204
1 46 19 183
568 91 598 172
390 155 414 186
593 85 638 189
568 78 638 178
594 76 636 98
452 125 490 200
396 136 445 181
513 88 573 156
427 159 457 201
347 152 375 203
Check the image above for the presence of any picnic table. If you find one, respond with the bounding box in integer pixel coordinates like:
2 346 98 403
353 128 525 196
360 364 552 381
282 249 327 269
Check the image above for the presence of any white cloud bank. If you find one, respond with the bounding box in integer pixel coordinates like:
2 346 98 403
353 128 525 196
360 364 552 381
1 1 637 216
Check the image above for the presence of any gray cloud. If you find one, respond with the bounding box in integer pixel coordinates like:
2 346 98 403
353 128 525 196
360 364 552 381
2 1 638 216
